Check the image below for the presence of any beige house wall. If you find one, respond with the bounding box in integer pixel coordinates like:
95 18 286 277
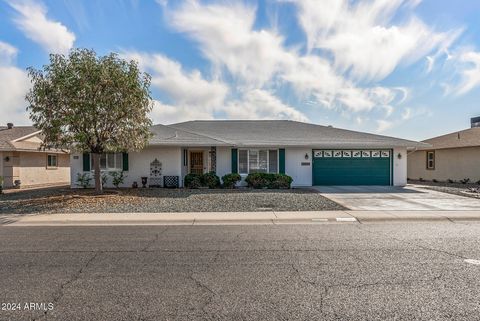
407 146 480 182
2 152 20 188
2 151 70 188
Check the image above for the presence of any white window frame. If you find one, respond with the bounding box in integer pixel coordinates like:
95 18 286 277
46 154 58 169
426 151 435 170
90 153 122 171
238 149 279 174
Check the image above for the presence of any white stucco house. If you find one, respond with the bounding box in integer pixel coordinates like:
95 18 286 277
70 120 425 188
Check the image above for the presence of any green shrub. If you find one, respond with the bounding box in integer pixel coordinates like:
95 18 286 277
202 172 220 189
245 173 293 189
109 171 126 188
245 173 272 189
269 174 293 189
184 173 202 189
76 173 92 188
222 173 241 188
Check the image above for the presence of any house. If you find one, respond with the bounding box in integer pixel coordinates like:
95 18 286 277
70 120 424 188
0 123 70 189
408 117 480 183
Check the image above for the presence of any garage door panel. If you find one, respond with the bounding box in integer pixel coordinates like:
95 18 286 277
313 151 391 186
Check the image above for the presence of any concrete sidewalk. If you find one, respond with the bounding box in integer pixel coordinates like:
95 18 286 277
2 210 480 226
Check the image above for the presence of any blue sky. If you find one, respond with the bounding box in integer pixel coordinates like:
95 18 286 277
1 0 480 141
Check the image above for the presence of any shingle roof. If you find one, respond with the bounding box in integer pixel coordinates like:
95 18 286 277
0 126 40 151
149 124 230 146
166 120 426 148
419 127 480 150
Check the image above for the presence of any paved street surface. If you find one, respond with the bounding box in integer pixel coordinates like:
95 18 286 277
314 185 480 210
1 223 480 320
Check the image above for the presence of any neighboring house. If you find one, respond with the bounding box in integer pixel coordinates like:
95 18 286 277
70 120 424 188
0 123 70 189
408 117 480 183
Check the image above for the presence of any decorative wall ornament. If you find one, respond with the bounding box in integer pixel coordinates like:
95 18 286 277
149 158 162 187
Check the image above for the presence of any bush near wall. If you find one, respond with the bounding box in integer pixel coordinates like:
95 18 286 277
245 173 293 189
184 172 220 189
222 173 241 189
184 174 203 189
202 172 221 189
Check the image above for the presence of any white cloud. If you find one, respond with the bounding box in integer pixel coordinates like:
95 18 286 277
376 119 394 133
292 0 462 82
0 41 19 65
8 0 75 54
0 42 31 125
166 1 404 116
168 1 291 87
223 89 308 121
123 51 228 108
455 51 480 95
425 56 434 73
150 100 215 124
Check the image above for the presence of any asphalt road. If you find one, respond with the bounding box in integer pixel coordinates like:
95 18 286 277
1 223 480 321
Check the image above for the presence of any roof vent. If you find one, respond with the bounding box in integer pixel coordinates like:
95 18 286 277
471 116 480 128
7 123 13 129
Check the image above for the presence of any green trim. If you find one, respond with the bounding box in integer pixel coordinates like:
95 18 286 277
279 149 285 174
122 152 129 171
82 153 90 171
390 149 394 186
231 149 238 173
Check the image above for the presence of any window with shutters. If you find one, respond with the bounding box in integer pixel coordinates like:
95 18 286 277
238 149 278 174
91 153 123 171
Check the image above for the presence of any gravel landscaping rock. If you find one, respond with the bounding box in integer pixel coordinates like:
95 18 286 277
409 180 480 199
0 187 346 214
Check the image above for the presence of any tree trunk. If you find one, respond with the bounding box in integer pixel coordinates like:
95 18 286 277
92 153 103 194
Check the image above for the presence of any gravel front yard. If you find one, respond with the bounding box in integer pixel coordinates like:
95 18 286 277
0 187 345 214
409 180 480 199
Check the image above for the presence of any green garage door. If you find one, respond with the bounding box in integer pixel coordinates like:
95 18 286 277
313 150 392 185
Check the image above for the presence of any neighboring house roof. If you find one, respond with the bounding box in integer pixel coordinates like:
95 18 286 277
0 126 66 153
0 126 40 151
166 120 426 148
419 127 480 150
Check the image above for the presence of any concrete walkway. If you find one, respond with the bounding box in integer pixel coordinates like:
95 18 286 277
3 210 480 226
313 185 480 210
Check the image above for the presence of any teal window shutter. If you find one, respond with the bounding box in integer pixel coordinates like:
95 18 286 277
82 153 90 171
279 149 285 174
122 153 129 171
231 149 238 173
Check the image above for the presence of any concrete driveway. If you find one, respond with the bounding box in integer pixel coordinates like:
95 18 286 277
313 185 480 210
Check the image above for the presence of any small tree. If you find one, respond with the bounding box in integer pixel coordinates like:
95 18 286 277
27 48 153 193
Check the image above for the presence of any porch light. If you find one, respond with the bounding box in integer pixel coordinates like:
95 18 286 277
304 153 309 160
397 153 402 159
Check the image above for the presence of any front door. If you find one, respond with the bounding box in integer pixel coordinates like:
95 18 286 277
190 151 204 175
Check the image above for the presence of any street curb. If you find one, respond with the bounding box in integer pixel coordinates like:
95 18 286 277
3 210 480 226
